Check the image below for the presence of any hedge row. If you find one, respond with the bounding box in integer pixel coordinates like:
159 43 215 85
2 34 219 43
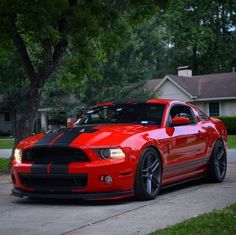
215 116 236 135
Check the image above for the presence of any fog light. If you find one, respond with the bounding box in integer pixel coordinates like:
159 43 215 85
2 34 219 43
101 175 113 185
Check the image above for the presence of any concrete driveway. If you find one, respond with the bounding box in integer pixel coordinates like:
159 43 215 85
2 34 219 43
0 151 236 235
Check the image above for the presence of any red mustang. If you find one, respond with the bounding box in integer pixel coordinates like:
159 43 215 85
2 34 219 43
11 99 227 200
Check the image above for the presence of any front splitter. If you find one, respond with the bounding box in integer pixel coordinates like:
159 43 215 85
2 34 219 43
12 188 134 200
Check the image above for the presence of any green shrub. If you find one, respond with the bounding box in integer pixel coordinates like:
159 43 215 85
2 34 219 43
215 116 236 134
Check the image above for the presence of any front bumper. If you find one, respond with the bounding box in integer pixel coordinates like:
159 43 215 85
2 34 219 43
11 157 135 198
12 188 134 200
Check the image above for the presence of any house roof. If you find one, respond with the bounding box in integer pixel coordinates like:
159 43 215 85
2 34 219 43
145 72 236 100
144 79 162 91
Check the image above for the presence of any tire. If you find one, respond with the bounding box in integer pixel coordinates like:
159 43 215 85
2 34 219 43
208 140 227 182
134 148 162 200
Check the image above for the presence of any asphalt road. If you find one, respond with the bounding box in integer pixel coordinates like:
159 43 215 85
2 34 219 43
0 150 235 235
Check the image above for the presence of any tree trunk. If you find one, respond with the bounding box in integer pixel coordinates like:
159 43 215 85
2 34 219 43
11 12 68 145
15 86 42 145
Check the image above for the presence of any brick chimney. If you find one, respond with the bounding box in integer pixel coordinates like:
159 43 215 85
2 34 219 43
177 66 192 77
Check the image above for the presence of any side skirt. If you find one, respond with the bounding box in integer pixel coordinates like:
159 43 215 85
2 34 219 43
160 175 207 190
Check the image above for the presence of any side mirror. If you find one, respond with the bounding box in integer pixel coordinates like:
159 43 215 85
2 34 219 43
172 117 190 126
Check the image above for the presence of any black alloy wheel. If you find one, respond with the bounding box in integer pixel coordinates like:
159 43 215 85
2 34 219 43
208 140 227 182
135 148 162 200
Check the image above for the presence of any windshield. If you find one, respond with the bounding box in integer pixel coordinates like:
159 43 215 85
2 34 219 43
74 103 165 126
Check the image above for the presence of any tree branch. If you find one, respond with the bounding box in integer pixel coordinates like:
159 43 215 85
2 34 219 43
52 12 69 68
13 32 36 81
39 0 75 80
52 39 68 67
38 39 54 80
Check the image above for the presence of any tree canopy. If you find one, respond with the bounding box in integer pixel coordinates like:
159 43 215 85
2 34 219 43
0 0 235 143
0 0 165 143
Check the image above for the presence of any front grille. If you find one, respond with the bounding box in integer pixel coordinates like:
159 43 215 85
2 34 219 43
22 147 89 163
19 174 88 191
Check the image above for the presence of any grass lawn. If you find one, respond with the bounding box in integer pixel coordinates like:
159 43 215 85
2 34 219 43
0 138 14 149
228 135 236 149
0 158 10 174
151 203 236 235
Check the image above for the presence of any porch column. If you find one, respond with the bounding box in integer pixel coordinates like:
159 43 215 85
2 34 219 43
41 112 48 131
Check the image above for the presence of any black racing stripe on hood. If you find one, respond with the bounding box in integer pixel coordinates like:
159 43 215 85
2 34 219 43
33 126 98 147
52 126 98 146
34 130 63 146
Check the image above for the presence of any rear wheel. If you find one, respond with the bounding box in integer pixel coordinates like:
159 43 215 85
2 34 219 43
135 148 162 200
208 140 227 182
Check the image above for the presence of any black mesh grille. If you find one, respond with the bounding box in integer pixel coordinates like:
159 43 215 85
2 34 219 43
19 174 88 190
22 147 89 163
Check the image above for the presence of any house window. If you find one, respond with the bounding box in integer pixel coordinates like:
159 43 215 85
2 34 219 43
209 102 220 116
4 112 11 122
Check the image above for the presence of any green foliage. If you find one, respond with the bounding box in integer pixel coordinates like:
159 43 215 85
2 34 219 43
0 0 165 141
0 0 236 140
41 1 236 112
64 15 166 108
0 139 14 149
151 203 236 235
163 0 236 74
228 135 236 149
0 0 130 76
215 116 236 135
67 0 236 108
0 158 10 174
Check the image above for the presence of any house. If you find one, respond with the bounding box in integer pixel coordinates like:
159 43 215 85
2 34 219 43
144 67 236 117
0 91 76 135
0 94 12 135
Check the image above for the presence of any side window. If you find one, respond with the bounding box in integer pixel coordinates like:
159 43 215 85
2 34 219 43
196 109 208 121
168 104 196 126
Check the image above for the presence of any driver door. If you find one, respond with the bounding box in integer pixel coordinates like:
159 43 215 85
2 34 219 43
163 104 208 179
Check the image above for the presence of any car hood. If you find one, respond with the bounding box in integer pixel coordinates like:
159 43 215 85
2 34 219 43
18 124 158 149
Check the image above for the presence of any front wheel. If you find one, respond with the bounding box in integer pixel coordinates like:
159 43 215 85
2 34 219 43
134 148 162 200
208 140 227 182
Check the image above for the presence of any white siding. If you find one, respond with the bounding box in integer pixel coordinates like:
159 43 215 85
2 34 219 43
192 101 209 114
193 100 236 116
220 100 236 116
154 80 191 101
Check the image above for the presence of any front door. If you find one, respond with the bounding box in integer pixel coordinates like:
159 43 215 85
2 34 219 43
162 104 208 180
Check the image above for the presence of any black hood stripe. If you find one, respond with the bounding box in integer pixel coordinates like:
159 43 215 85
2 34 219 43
31 126 99 175
34 130 64 146
53 126 98 146
33 126 98 147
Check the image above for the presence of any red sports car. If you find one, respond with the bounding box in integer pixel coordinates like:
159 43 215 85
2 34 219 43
11 99 227 200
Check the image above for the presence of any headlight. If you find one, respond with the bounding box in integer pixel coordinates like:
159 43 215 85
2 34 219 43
96 148 125 159
14 148 22 163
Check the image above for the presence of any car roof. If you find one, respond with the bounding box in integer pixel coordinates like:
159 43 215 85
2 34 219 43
95 99 189 107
